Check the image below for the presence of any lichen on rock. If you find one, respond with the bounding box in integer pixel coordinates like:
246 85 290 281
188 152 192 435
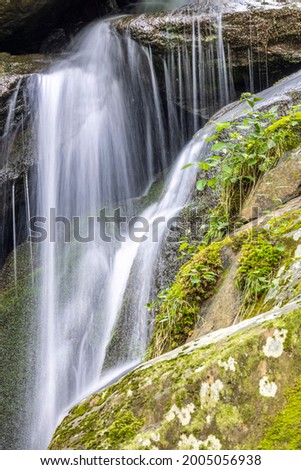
49 305 301 450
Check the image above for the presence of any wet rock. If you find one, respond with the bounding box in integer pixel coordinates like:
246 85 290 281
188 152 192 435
114 2 301 88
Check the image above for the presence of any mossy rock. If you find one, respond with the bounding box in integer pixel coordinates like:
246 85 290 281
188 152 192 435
49 303 301 450
147 204 301 359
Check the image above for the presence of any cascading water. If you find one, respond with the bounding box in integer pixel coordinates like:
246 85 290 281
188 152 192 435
28 14 230 447
0 3 236 448
29 21 173 449
5 6 234 450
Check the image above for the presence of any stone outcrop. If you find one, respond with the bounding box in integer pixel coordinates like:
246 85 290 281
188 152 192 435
49 298 301 450
114 2 301 87
242 146 301 220
49 189 301 449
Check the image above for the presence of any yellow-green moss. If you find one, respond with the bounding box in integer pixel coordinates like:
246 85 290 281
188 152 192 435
235 231 284 317
103 411 146 449
147 240 226 358
49 307 301 450
259 376 301 449
266 209 301 236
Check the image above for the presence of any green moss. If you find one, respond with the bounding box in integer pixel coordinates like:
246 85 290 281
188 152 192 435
259 376 301 449
235 230 285 317
147 240 226 358
215 404 243 434
50 307 301 450
266 209 301 236
104 411 146 448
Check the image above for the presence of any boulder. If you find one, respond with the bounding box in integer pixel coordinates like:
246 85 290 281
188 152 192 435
241 146 301 220
49 300 301 450
49 193 301 450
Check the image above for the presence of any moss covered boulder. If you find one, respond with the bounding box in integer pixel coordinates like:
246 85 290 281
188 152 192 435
49 300 301 450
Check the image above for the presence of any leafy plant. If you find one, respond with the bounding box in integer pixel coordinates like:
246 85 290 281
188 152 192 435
185 96 301 242
146 242 224 359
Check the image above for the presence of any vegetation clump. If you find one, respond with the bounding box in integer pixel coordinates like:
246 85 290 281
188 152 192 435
147 241 225 358
190 97 301 242
235 230 285 317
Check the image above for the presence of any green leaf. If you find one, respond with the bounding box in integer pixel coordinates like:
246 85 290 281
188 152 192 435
211 142 230 151
179 242 189 251
269 105 279 114
216 122 231 132
207 177 218 188
267 140 277 150
196 179 207 191
221 164 232 175
206 134 218 142
198 162 211 171
182 163 194 170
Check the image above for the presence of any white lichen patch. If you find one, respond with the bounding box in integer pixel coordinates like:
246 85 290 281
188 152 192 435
195 366 205 373
200 379 224 408
150 432 160 442
259 376 278 397
263 329 287 358
218 357 236 372
178 434 222 450
295 244 301 257
293 230 301 242
139 438 151 447
206 415 212 424
205 435 222 450
165 403 195 426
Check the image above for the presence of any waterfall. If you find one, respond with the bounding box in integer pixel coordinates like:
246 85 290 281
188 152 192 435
161 9 235 135
28 17 221 449
28 20 177 449
5 10 233 449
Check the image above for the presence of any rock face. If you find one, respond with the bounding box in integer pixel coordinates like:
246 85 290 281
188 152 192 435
0 0 73 52
48 86 301 448
242 146 301 220
0 54 50 267
114 2 301 88
49 300 301 450
0 243 40 449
